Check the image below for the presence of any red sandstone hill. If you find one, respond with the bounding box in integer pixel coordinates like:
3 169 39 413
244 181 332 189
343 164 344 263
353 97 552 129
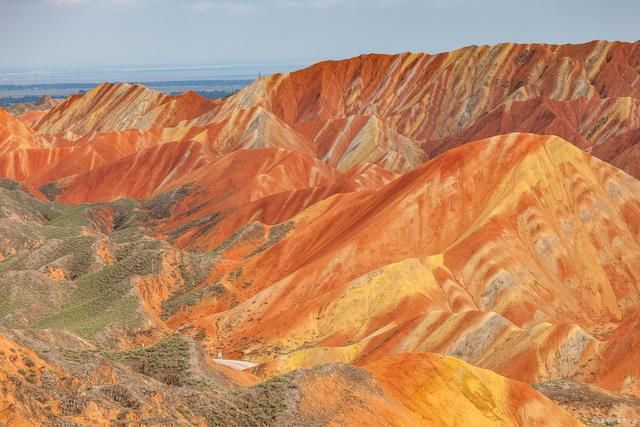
163 134 640 403
34 82 220 140
13 40 640 201
4 40 640 424
210 40 640 177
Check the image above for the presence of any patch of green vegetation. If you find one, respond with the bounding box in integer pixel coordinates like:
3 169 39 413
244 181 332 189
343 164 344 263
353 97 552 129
115 238 161 262
34 202 67 222
59 348 100 364
36 246 160 337
0 271 72 323
0 235 95 277
143 185 192 219
167 212 222 241
205 222 265 259
0 253 28 274
41 225 82 239
58 335 192 386
0 178 21 191
182 377 211 387
152 251 214 319
246 221 294 258
178 252 214 288
111 198 142 230
160 283 226 319
44 203 94 228
0 188 59 221
109 226 147 244
109 335 191 385
210 375 299 427
39 182 63 201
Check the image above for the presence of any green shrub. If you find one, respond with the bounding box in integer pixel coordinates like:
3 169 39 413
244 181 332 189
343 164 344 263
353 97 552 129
39 183 63 201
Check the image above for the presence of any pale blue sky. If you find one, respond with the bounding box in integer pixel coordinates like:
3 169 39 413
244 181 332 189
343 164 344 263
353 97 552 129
1 0 639 69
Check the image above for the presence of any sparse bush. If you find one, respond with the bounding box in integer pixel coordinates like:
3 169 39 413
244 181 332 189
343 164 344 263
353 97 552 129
41 371 57 389
36 242 161 336
143 185 192 219
0 178 20 191
161 283 226 319
39 183 63 201
246 221 294 258
108 336 191 386
59 395 88 416
100 384 139 408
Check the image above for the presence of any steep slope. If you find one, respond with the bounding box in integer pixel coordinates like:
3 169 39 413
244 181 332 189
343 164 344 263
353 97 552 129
209 40 640 177
155 134 640 409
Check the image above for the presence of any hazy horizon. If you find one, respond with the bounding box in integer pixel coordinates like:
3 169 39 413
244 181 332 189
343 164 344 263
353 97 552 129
0 62 306 85
2 0 640 75
4 37 640 86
